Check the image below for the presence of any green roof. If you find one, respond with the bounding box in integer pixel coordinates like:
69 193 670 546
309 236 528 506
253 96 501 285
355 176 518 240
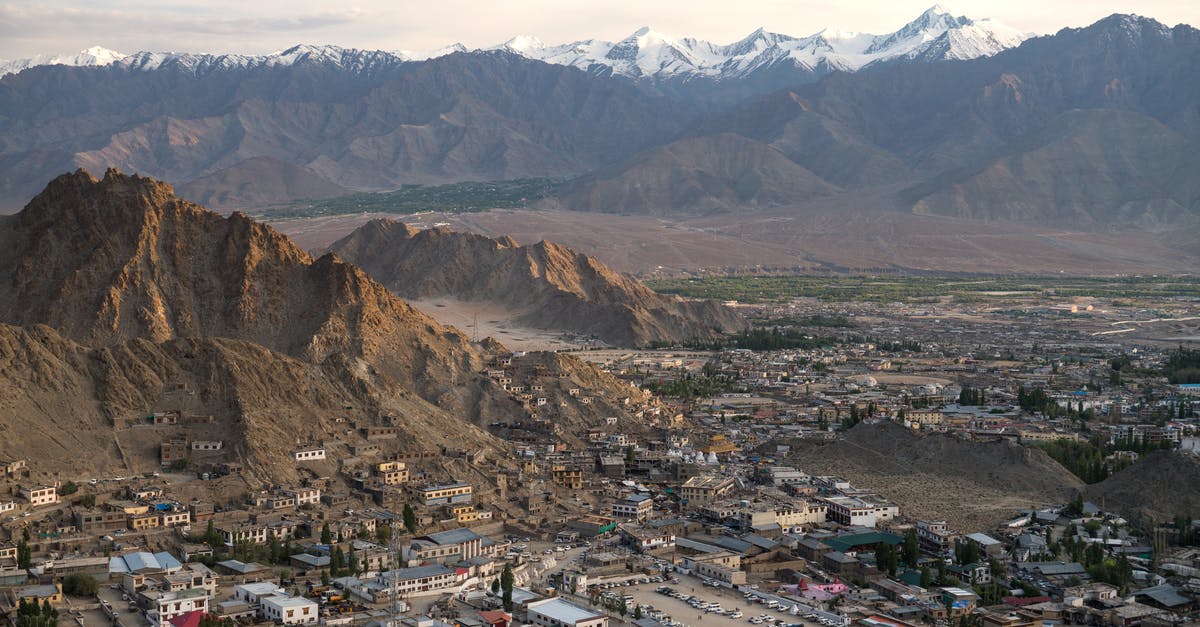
826 531 903 553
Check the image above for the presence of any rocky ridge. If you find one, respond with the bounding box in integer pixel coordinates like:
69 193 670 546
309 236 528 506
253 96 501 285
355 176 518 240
327 219 745 346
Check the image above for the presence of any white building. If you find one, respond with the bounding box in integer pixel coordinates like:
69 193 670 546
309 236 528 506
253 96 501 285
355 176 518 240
611 494 653 523
261 595 319 625
234 582 285 607
294 448 326 461
145 589 210 627
527 597 608 627
822 496 878 528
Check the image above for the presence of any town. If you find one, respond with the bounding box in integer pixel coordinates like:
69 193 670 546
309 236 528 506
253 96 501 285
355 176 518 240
1 282 1198 627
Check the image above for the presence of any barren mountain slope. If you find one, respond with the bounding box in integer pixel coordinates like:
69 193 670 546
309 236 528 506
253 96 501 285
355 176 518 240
327 219 745 346
1085 450 1200 522
786 422 1083 530
548 133 838 215
0 322 501 482
175 156 349 209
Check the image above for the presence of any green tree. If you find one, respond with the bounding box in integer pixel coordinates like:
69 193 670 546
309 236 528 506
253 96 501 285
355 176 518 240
17 540 31 569
633 605 643 620
376 525 393 544
62 573 99 596
491 578 501 595
920 565 932 588
403 504 417 534
320 523 332 545
500 563 515 611
902 529 920 568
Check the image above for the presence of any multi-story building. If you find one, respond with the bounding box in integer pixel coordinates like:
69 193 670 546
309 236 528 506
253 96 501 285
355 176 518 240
415 482 473 506
552 464 584 490
282 488 321 507
611 494 653 523
159 511 191 528
376 462 409 486
822 496 879 527
679 476 735 505
20 485 58 507
144 588 210 627
406 528 486 565
916 520 959 556
379 564 459 596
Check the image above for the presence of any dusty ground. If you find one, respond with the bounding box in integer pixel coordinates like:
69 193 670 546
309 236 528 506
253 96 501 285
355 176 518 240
266 206 1200 277
408 298 586 352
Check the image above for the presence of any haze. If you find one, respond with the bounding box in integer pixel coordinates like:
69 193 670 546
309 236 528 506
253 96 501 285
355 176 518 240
2 0 1199 58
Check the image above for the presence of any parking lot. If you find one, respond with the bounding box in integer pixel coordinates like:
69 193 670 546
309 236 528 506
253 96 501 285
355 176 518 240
586 573 831 627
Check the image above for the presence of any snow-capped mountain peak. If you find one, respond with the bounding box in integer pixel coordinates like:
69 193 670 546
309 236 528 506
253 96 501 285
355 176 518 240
1 6 1032 82
0 46 126 77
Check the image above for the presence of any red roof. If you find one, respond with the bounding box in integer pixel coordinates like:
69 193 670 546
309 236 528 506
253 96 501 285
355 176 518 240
479 609 511 626
168 610 205 627
1002 596 1051 606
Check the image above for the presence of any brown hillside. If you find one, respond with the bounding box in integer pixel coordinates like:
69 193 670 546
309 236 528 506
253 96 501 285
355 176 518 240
787 422 1083 531
549 133 838 215
1085 450 1200 523
327 219 745 346
176 156 348 209
0 170 669 481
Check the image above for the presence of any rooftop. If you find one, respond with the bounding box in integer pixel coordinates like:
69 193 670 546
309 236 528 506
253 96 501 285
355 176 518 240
528 598 603 624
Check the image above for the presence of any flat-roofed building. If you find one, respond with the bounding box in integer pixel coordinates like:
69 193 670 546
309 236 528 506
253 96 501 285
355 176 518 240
415 482 473 506
680 476 735 505
526 597 608 627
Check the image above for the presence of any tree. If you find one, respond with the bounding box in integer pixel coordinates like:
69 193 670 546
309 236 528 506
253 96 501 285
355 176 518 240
62 573 99 596
376 526 393 544
500 563 515 612
320 523 332 545
491 578 500 595
59 481 79 496
17 540 31 569
902 529 920 568
348 545 359 576
633 605 643 620
920 565 932 588
402 504 417 534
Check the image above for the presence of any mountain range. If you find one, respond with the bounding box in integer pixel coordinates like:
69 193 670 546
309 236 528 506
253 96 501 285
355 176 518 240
0 169 670 479
1 6 1026 83
326 219 746 346
0 9 1198 265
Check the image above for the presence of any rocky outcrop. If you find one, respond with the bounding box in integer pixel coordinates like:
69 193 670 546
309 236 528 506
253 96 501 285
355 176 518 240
328 219 745 346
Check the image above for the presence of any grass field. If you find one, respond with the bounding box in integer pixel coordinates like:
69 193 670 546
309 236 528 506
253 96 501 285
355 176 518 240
253 178 562 220
645 275 1200 304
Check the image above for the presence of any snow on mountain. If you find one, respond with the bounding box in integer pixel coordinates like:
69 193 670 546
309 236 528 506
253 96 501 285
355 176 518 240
0 46 125 77
1 6 1030 81
500 5 1031 79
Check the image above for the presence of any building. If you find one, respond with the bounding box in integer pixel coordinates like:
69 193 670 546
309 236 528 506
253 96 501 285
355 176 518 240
20 485 58 507
680 476 735 505
526 598 608 627
293 447 326 462
282 488 321 507
160 511 191 528
917 521 959 556
261 595 318 625
77 510 128 534
379 564 459 595
145 588 210 627
611 494 654 523
416 482 473 506
377 461 409 485
407 528 486 564
552 464 583 490
823 496 878 527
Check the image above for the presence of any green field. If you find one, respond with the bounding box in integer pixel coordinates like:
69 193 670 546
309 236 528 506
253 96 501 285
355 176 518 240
253 178 563 220
645 274 1200 304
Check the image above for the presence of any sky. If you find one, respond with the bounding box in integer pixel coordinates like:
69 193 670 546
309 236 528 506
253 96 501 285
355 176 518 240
1 0 1198 59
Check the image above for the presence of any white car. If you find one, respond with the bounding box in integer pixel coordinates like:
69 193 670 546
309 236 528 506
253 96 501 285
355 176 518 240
729 611 744 619
749 619 763 625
